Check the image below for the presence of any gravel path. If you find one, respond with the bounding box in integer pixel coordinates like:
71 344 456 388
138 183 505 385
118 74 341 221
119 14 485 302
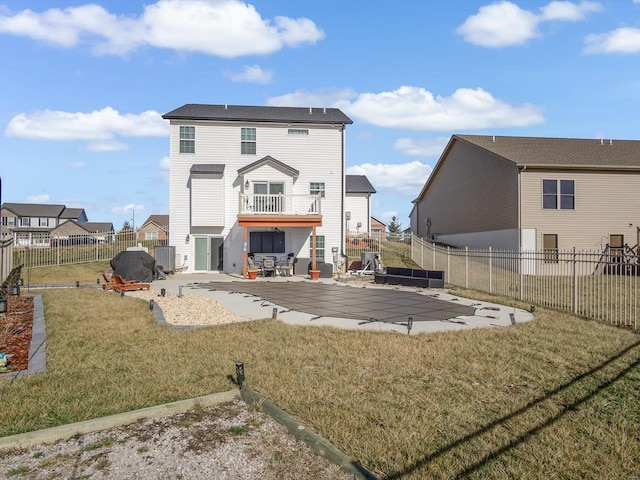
0 289 357 479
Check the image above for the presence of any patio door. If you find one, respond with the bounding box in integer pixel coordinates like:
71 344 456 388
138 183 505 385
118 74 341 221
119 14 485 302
194 236 224 271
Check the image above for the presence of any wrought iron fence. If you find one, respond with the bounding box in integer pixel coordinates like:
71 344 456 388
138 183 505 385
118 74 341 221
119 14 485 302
345 231 414 270
412 235 638 330
10 230 169 269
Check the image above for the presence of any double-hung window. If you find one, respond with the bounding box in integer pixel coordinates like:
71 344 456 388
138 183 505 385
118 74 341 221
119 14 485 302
543 234 559 263
241 127 256 154
310 235 325 262
179 126 195 153
310 182 325 198
543 179 574 210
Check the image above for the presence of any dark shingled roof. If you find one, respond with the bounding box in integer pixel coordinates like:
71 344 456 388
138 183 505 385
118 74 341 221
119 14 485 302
456 135 640 168
190 164 225 175
2 203 65 217
60 207 86 219
346 175 376 194
141 215 169 228
163 104 353 125
82 222 114 233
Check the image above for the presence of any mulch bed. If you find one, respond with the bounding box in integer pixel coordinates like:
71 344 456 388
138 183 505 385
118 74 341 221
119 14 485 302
0 296 34 372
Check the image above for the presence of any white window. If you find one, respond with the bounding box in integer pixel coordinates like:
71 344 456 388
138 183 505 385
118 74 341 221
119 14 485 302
310 235 325 262
288 128 309 135
179 126 195 154
4 217 15 226
241 127 256 154
310 182 325 198
39 218 49 227
145 231 158 240
20 217 30 227
253 182 284 212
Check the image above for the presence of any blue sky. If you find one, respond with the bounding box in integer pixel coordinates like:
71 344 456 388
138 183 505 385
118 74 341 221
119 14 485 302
2 0 640 231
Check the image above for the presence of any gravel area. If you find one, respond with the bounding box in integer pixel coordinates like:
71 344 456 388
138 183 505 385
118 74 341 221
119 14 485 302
0 400 352 479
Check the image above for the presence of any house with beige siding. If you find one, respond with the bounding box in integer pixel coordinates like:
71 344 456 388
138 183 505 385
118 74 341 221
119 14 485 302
162 104 352 276
345 175 376 234
411 134 640 253
1 203 88 246
50 220 115 244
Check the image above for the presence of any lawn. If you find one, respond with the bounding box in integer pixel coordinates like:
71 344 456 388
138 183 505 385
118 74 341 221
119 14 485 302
1 267 638 478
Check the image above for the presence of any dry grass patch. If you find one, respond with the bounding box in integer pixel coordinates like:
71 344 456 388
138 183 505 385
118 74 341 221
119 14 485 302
22 261 110 286
0 287 638 479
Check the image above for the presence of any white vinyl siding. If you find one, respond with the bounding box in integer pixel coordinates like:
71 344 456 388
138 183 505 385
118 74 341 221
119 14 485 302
344 193 369 233
168 120 344 273
191 176 224 227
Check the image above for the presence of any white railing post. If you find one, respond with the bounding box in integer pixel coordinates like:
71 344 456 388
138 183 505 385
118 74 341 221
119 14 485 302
489 247 492 294
572 247 578 314
465 246 469 289
447 246 450 284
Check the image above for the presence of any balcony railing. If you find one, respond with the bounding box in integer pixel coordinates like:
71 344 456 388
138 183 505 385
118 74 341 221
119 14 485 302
239 193 321 215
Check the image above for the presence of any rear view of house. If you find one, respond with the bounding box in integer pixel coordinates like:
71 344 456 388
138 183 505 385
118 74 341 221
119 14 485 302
163 104 352 275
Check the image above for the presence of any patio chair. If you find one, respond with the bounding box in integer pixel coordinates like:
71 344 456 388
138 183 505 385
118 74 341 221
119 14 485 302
247 253 263 276
277 253 295 276
262 257 276 277
112 274 150 292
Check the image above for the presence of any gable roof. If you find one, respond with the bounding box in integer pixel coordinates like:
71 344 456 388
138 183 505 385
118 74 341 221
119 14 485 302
51 220 114 234
455 134 640 168
141 215 169 229
237 155 299 178
414 134 640 204
371 215 387 227
346 175 376 194
163 104 353 125
60 207 86 219
189 164 225 175
2 203 65 217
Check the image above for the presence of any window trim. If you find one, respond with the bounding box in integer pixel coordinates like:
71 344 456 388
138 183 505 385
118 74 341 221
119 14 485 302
310 234 325 262
310 182 326 198
288 128 309 135
179 125 195 154
543 179 575 210
241 127 256 155
543 234 559 263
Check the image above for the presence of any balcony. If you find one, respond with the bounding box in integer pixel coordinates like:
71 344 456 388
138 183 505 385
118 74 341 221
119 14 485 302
237 193 322 227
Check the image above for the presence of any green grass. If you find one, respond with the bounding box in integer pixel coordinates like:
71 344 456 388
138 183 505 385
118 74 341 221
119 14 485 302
0 265 638 478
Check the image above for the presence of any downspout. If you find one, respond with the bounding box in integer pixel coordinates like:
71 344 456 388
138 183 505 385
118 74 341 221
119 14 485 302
340 125 346 263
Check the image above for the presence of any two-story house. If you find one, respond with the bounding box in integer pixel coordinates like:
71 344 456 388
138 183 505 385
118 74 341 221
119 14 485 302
1 203 88 246
137 215 169 243
344 175 376 234
162 104 352 276
411 134 640 253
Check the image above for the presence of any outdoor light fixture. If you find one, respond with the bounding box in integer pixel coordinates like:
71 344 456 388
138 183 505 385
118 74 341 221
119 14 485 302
10 285 19 296
178 286 183 298
272 307 278 320
235 362 245 388
530 305 535 313
185 234 190 244
407 317 413 335
149 299 154 311
0 299 7 314
76 281 80 288
96 279 100 285
244 180 249 190
160 288 166 297
120 289 125 297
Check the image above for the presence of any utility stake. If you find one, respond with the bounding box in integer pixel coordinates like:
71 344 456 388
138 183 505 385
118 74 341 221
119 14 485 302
236 362 245 388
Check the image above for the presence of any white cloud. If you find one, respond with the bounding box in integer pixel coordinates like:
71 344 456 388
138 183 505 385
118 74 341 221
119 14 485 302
0 0 324 57
110 203 145 215
457 1 602 48
269 86 543 131
5 107 168 148
347 161 432 197
267 88 358 109
226 65 273 84
585 27 640 54
393 137 450 157
65 161 86 168
26 194 50 203
345 86 544 131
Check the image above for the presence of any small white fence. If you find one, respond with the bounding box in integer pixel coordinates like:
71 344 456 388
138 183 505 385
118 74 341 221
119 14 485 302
412 236 638 330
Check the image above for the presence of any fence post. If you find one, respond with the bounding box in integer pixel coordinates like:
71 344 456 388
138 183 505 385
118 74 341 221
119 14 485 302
519 250 523 301
421 237 424 268
447 246 450 283
56 242 60 266
465 246 469 289
489 247 492 294
432 242 435 270
572 247 578 314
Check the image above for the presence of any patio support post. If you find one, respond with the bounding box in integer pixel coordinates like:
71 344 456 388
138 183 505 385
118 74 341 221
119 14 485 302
243 226 248 279
312 226 317 270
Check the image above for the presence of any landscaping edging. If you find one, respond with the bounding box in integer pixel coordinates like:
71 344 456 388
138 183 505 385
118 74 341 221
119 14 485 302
0 390 240 451
241 385 378 480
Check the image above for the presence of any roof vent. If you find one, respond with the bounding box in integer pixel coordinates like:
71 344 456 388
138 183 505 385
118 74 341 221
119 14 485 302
600 138 603 145
492 135 495 142
610 139 613 145
224 104 228 110
323 107 326 114
309 107 312 114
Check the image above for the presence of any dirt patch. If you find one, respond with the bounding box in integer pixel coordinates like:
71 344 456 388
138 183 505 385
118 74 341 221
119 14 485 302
0 296 34 372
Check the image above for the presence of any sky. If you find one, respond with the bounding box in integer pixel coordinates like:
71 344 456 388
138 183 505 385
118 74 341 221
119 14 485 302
2 0 640 231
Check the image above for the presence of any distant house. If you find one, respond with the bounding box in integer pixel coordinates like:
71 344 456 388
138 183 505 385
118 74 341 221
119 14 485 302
1 203 88 246
138 215 169 242
345 175 376 234
370 215 387 237
50 220 115 244
411 134 640 252
162 103 352 275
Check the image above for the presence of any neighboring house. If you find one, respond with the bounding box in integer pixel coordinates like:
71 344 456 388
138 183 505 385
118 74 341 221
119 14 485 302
50 220 115 244
1 203 88 246
344 175 376 234
371 216 387 238
138 215 169 242
411 134 640 253
162 104 352 275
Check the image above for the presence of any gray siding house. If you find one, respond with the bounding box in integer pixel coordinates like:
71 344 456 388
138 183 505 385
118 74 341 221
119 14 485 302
411 134 640 253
